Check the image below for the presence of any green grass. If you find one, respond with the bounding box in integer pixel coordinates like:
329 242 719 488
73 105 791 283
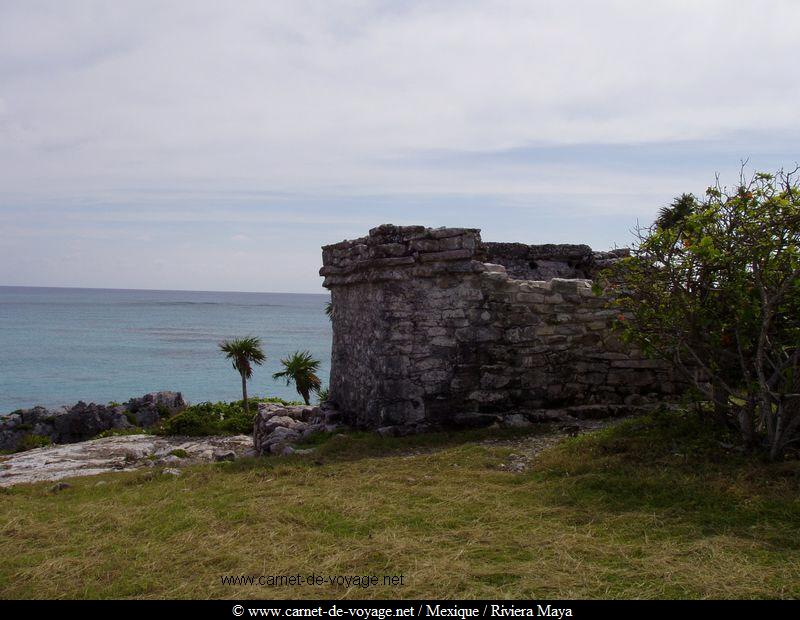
0 410 798 599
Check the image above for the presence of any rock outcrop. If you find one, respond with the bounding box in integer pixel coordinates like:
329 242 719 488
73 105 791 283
0 433 251 487
0 391 186 452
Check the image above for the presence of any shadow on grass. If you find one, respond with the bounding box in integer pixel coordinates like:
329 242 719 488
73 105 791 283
532 409 800 549
220 423 557 474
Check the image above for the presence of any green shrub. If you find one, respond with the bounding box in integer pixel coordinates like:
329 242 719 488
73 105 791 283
169 449 189 458
158 404 223 436
158 396 300 437
16 434 52 452
600 168 800 459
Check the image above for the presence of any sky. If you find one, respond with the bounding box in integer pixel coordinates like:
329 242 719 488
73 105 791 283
1 0 798 293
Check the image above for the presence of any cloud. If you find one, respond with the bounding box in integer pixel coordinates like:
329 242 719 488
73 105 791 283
0 1 798 291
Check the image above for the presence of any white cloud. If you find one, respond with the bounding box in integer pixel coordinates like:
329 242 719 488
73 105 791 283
0 1 798 290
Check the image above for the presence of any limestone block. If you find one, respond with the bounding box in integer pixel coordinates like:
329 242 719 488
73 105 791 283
516 292 546 303
429 227 473 239
410 239 440 252
438 236 463 250
467 390 508 404
419 249 473 262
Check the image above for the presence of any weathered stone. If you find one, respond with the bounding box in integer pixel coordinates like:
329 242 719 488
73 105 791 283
322 224 682 430
126 391 187 427
501 414 532 428
252 404 338 456
257 415 307 435
418 249 473 263
0 391 186 452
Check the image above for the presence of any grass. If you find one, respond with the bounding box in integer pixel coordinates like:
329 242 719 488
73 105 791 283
0 409 798 599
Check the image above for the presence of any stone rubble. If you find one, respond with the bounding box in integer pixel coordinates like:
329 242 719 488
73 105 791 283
252 401 341 456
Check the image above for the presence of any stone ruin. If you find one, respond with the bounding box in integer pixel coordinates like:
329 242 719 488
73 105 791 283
320 224 680 432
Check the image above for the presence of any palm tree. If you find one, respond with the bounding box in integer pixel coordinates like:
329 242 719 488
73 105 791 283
656 193 696 230
218 336 266 415
324 300 333 321
272 350 322 405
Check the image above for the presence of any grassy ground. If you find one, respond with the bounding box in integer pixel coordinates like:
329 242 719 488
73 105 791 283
1 409 798 599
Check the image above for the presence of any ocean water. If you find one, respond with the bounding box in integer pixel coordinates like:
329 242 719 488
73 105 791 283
0 286 332 414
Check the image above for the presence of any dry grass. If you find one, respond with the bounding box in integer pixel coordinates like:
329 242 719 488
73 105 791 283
0 412 798 599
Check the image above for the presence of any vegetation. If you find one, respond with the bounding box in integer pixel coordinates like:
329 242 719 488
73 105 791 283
14 434 51 452
218 337 266 416
325 300 333 321
158 397 300 437
600 168 800 459
92 427 148 440
273 350 322 405
0 409 797 599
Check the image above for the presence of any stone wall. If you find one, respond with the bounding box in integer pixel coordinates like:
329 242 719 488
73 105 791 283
320 224 678 431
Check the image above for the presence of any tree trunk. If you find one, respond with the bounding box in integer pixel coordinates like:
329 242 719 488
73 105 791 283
739 395 756 450
711 378 732 429
300 388 310 406
241 372 249 415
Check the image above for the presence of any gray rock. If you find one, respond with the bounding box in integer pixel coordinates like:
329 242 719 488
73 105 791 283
162 468 182 477
252 404 334 456
258 415 307 435
0 434 252 487
212 450 236 462
502 414 532 428
0 391 187 452
376 426 399 437
126 391 187 427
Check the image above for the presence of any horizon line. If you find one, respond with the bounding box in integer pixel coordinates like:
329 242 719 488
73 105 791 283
0 284 330 296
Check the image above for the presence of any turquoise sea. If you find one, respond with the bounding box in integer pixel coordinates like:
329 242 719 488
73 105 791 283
0 286 331 414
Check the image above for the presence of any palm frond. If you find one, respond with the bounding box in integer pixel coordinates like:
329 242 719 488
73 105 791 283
219 336 266 378
272 350 323 403
656 193 696 230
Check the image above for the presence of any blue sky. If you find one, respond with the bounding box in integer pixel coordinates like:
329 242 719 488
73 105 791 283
1 0 798 293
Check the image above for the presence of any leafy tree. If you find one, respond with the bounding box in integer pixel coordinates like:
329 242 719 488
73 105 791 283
599 168 800 459
324 300 333 321
218 336 266 415
273 350 322 405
